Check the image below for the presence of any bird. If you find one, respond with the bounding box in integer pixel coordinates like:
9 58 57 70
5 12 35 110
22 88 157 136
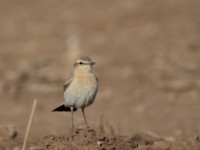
52 56 98 129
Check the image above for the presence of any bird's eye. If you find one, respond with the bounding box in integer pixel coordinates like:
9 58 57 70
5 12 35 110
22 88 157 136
79 62 83 65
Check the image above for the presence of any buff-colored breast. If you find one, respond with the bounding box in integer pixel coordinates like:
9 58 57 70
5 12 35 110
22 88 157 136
64 69 98 108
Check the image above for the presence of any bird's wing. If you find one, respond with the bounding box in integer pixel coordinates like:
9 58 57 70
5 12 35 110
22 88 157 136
96 77 98 84
63 71 74 92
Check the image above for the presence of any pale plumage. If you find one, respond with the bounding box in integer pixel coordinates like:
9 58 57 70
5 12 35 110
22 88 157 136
52 56 98 129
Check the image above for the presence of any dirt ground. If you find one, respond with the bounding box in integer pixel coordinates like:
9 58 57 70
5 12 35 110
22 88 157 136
1 0 200 149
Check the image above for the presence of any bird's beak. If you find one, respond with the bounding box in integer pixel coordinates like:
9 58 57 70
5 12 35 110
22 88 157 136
91 62 96 65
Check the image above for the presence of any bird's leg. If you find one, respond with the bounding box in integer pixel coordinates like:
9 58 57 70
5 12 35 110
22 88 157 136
81 107 89 128
70 107 75 129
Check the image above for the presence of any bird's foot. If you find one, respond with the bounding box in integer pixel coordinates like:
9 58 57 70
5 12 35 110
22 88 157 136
71 127 79 133
86 126 95 132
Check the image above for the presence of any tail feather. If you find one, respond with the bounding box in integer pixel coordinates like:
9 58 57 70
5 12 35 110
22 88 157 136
52 104 77 112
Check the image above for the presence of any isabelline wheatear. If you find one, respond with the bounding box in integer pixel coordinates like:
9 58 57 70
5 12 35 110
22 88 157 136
52 56 98 129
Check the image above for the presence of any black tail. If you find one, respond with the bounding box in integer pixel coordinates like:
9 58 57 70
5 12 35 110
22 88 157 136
52 104 77 112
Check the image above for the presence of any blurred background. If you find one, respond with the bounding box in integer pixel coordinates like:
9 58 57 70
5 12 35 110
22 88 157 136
0 0 200 139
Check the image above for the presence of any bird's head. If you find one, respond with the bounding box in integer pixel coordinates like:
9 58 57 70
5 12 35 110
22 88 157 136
73 56 96 72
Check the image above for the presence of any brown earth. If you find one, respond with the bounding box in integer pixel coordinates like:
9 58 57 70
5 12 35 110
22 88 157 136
1 0 200 149
1 127 200 150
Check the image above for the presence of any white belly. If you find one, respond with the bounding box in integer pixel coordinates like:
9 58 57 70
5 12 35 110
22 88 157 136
64 75 98 108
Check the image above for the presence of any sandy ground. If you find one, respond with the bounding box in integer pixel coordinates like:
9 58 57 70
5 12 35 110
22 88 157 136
0 0 200 149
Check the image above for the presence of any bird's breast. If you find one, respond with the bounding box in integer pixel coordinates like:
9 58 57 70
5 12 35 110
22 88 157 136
64 72 98 108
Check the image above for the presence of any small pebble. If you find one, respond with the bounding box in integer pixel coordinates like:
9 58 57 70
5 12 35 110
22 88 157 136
153 141 170 150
